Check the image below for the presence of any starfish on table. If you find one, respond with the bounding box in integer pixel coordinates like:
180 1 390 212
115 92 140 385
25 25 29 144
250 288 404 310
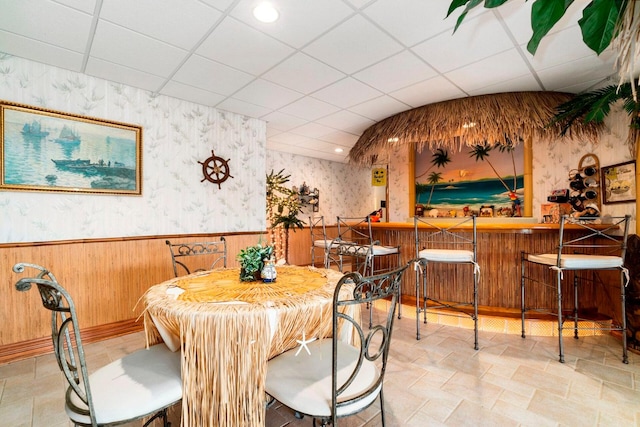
295 331 316 356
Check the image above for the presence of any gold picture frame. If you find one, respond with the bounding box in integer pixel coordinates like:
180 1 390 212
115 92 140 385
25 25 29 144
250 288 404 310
0 101 142 195
601 160 636 204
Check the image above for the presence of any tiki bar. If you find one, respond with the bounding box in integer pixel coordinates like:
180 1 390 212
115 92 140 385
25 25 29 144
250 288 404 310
2 1 640 426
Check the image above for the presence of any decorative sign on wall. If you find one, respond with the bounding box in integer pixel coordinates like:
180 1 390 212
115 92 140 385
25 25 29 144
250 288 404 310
0 101 142 195
372 167 386 186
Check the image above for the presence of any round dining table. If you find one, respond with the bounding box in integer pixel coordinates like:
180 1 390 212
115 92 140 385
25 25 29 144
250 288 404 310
142 265 346 427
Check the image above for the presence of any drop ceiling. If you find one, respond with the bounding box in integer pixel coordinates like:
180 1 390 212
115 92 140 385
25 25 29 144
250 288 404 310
0 0 621 163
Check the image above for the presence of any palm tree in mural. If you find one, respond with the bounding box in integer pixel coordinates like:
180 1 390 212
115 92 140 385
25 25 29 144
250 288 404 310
415 148 452 181
468 142 518 193
425 171 443 209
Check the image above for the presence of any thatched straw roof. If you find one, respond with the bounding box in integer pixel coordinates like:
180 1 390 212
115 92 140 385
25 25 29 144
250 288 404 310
349 91 603 166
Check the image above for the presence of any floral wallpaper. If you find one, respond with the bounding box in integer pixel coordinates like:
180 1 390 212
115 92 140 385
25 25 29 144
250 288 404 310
0 55 378 244
265 150 371 225
0 54 266 243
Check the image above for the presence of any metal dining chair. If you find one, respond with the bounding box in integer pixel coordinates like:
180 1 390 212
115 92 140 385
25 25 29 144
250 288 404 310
13 262 183 427
265 260 412 426
521 214 631 363
166 237 227 276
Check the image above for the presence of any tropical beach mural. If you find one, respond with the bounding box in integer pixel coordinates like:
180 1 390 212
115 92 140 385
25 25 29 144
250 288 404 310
1 102 141 195
415 142 524 217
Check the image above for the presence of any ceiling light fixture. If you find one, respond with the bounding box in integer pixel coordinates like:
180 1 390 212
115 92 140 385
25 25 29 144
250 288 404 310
334 148 343 153
253 2 279 23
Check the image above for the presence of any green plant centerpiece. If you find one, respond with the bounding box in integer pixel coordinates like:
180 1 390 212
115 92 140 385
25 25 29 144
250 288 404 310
237 243 273 282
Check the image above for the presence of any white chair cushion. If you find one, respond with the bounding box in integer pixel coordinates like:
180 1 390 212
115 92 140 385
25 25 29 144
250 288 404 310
419 248 474 263
66 344 182 425
527 253 623 269
371 245 399 256
313 239 333 248
266 339 380 418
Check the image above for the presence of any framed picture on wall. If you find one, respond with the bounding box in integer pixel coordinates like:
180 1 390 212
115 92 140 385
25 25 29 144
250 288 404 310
0 101 142 195
601 160 636 204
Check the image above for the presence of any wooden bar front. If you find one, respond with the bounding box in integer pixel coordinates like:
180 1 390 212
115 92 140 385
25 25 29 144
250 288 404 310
368 221 623 324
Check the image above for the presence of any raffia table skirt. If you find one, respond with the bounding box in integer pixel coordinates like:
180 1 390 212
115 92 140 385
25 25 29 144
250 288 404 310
142 266 351 427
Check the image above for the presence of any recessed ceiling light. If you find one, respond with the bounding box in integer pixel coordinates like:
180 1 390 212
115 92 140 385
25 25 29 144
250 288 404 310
253 2 279 23
335 148 343 153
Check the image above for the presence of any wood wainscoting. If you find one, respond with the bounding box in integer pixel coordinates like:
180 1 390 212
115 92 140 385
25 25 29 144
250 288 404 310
2 231 317 363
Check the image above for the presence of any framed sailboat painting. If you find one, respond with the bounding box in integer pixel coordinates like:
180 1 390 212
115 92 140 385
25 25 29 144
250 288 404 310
0 101 142 195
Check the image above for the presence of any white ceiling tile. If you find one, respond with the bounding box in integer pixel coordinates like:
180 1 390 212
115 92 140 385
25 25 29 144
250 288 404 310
233 79 303 109
529 26 616 72
216 97 273 118
91 21 188 77
318 130 360 146
537 57 618 92
229 0 354 48
354 50 437 93
303 15 404 74
497 0 588 46
467 74 542 97
445 49 532 93
197 17 294 75
289 122 336 138
160 80 227 106
312 77 382 108
200 0 236 12
349 95 410 121
85 57 166 91
389 75 466 108
278 97 341 121
315 110 375 133
99 0 222 50
172 54 255 95
411 13 514 73
362 0 454 46
57 0 97 14
0 0 92 52
262 52 345 94
262 111 307 131
266 126 283 138
269 132 312 145
0 32 84 71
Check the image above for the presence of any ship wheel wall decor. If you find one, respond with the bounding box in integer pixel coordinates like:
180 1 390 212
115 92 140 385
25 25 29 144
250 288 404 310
198 150 233 189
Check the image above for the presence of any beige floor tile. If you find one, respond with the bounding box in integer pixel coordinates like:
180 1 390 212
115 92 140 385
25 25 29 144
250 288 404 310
491 398 557 427
528 389 598 425
2 302 640 427
446 399 519 427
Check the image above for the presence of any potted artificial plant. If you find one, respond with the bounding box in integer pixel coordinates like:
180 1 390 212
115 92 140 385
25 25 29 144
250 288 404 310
237 243 273 282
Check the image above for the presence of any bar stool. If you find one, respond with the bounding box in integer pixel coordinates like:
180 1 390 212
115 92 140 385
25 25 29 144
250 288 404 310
521 214 630 363
414 215 479 349
309 216 335 268
333 215 403 318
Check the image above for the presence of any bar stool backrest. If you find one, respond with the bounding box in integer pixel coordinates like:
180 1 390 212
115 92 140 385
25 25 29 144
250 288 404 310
166 237 227 277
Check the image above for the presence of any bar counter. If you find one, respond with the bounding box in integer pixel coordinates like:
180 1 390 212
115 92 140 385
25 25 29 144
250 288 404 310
368 220 621 321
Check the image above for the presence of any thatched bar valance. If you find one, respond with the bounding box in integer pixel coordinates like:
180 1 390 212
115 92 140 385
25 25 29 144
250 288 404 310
349 91 603 166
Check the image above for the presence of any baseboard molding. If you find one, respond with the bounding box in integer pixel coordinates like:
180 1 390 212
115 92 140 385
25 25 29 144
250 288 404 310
0 318 144 365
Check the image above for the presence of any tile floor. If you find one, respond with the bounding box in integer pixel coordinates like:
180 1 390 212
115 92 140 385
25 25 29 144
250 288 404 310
1 304 639 427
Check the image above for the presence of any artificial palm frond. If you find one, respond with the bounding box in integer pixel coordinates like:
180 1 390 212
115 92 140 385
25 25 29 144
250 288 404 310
549 80 640 155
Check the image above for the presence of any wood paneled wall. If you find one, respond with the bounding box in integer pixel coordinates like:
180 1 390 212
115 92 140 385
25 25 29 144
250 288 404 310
1 223 626 363
372 226 625 326
1 231 298 362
